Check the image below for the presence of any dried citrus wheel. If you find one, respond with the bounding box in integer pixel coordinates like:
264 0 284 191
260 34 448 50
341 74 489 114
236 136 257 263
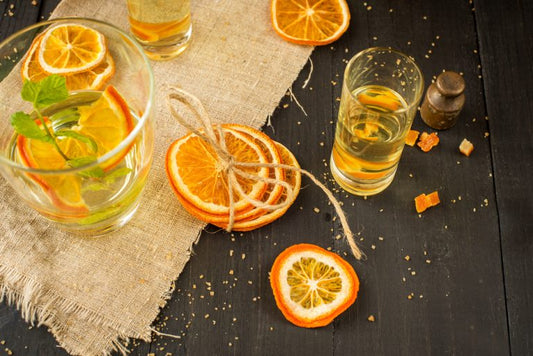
166 127 270 216
271 0 350 46
174 124 286 224
64 52 114 91
270 243 359 328
38 23 107 75
20 34 46 81
16 85 134 212
221 142 301 231
22 36 115 91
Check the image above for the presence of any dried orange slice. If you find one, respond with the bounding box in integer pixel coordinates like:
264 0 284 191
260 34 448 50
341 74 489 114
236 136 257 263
271 0 350 45
270 243 359 328
21 27 114 90
20 34 46 82
22 36 115 91
166 127 269 216
180 124 286 224
167 125 285 224
64 53 115 91
16 85 134 212
38 23 106 75
224 142 301 231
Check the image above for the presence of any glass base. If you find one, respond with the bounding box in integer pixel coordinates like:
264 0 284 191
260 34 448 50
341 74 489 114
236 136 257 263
330 155 397 196
140 27 192 61
52 200 141 237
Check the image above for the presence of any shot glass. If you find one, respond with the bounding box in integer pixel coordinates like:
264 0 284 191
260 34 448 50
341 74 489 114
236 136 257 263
127 0 192 60
0 18 154 235
330 47 424 196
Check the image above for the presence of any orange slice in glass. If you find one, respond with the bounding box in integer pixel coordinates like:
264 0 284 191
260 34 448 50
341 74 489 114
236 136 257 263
271 0 350 45
75 85 134 168
16 85 134 213
17 119 89 214
165 127 270 216
270 243 359 328
38 23 107 75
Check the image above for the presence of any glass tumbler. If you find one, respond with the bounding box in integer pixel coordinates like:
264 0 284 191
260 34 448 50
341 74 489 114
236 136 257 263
0 18 154 235
330 47 424 196
127 0 192 60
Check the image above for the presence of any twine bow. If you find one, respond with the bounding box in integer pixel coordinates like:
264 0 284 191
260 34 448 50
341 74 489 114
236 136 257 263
167 87 363 260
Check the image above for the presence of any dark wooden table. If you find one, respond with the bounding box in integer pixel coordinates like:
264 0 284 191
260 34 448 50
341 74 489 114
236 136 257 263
1 0 532 355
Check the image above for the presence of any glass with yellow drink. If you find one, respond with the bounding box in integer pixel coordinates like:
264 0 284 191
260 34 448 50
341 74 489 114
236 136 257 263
330 47 424 196
127 0 192 60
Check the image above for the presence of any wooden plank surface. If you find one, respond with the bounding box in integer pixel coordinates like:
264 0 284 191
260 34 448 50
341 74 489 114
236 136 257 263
0 0 529 355
474 0 533 355
330 2 508 354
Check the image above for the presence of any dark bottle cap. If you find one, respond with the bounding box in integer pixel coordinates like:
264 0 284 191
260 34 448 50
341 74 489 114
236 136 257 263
436 71 465 97
420 71 465 130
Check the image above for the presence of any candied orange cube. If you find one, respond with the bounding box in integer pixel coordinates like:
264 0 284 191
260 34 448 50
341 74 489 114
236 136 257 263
405 130 420 146
414 191 440 213
426 191 440 207
414 194 428 213
459 138 474 156
417 132 440 152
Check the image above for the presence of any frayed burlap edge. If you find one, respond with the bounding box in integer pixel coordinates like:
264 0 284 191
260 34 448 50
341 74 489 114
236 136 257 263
0 231 200 356
0 53 314 354
0 0 316 353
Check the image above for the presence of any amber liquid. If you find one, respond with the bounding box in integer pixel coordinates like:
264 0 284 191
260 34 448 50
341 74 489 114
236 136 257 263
128 15 191 44
127 0 191 59
331 85 410 195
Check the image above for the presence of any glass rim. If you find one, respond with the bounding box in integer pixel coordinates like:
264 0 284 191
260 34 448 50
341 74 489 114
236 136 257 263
0 17 154 175
344 47 424 114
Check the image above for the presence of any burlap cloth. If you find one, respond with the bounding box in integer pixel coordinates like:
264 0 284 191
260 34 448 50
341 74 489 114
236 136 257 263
0 0 313 354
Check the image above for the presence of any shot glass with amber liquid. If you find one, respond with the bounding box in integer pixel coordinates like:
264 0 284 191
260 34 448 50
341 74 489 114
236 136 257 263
127 0 192 60
330 48 424 196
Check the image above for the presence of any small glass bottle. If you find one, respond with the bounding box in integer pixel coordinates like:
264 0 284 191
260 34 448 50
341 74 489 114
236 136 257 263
420 71 465 130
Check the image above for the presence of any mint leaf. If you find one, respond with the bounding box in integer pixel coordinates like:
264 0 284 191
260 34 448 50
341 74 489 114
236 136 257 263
82 182 109 193
21 75 68 109
67 156 105 178
10 112 52 143
35 75 68 108
20 80 41 104
67 156 96 167
56 130 98 153
104 167 132 183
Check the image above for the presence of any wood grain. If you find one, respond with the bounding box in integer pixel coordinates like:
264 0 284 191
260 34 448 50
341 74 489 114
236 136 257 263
0 0 530 355
475 0 533 354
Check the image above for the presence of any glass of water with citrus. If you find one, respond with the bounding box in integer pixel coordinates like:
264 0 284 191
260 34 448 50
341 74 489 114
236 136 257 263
0 18 154 235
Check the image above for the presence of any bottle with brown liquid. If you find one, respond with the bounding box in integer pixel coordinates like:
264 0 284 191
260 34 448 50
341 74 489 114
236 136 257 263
420 71 465 130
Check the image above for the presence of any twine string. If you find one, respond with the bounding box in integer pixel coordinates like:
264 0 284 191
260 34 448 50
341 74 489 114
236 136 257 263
166 86 363 260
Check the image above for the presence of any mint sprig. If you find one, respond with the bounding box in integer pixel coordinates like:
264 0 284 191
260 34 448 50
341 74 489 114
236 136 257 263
21 74 69 109
10 75 96 162
10 112 53 143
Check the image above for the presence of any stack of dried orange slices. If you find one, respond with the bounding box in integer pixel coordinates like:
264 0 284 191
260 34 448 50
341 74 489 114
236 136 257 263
165 124 301 231
21 23 115 91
